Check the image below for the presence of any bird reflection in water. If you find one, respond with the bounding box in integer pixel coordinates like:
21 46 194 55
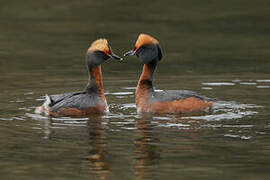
133 114 205 179
85 116 111 180
134 114 161 180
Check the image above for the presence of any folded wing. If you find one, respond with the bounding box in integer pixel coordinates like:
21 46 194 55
48 92 100 112
149 90 212 103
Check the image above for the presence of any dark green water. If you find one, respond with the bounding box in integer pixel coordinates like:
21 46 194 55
1 0 270 179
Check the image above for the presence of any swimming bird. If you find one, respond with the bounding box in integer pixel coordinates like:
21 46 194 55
124 33 213 114
35 38 122 117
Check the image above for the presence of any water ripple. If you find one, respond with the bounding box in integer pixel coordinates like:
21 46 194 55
4 87 263 134
239 82 257 85
256 79 270 83
224 134 252 140
202 82 235 86
256 86 270 89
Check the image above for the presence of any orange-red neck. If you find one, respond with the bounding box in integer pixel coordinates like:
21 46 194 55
139 64 152 81
92 65 103 91
86 65 105 98
136 63 156 90
135 63 157 110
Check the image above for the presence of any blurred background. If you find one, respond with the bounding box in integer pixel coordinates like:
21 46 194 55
0 0 270 179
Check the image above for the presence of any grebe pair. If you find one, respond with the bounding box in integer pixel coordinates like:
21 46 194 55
35 34 213 117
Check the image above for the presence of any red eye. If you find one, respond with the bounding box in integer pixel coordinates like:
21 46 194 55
104 50 111 56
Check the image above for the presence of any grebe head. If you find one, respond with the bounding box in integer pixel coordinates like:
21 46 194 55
86 38 122 67
124 33 162 64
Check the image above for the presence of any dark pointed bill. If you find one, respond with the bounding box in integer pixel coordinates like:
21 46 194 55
107 44 123 60
110 53 123 61
124 50 135 57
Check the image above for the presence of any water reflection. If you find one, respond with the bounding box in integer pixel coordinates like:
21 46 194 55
25 113 51 139
42 118 51 139
1 0 270 178
86 117 111 180
2 78 266 180
133 114 211 179
134 114 161 180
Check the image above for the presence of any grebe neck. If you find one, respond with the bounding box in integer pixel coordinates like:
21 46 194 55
86 65 104 95
137 61 157 92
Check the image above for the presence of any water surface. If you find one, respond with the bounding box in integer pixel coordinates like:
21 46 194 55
1 0 270 179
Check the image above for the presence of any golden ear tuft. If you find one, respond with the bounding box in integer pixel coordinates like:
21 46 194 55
135 33 159 49
88 38 109 53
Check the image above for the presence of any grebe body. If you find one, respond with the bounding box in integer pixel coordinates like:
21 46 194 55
35 39 122 117
124 34 213 114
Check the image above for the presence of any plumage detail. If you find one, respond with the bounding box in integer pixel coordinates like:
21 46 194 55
88 39 109 53
135 33 159 50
